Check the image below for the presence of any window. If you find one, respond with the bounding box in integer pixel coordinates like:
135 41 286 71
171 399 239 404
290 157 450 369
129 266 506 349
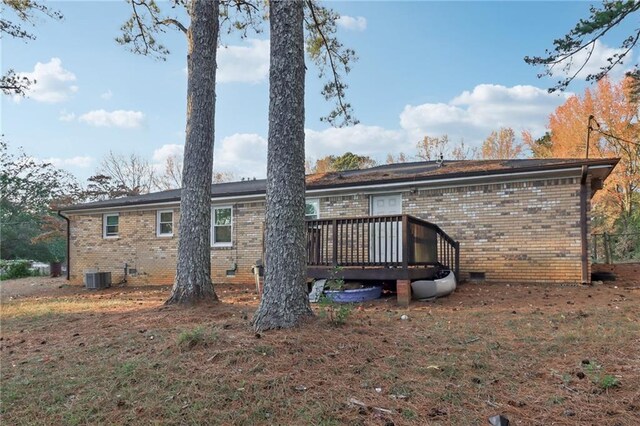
157 210 173 237
305 199 320 220
103 213 119 238
212 206 232 247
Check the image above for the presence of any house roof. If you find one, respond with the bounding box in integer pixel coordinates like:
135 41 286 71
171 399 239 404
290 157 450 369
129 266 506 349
61 157 619 213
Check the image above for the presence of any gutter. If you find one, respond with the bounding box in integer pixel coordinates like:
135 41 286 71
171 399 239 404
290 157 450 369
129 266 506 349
57 210 71 281
306 164 614 196
580 166 589 285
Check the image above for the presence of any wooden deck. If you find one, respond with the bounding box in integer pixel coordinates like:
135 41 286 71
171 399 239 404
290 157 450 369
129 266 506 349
306 214 459 281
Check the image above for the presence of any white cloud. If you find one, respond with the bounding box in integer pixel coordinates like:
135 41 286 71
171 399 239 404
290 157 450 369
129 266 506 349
305 125 407 161
208 83 566 175
150 143 184 176
43 156 93 168
16 58 78 103
217 39 270 84
152 143 184 163
550 40 633 81
215 133 268 177
100 90 113 100
400 84 571 145
153 136 268 179
59 110 76 122
78 109 145 128
337 15 367 32
153 82 570 178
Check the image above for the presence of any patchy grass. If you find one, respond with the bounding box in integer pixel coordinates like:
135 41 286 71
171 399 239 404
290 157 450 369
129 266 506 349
1 277 639 425
177 326 219 351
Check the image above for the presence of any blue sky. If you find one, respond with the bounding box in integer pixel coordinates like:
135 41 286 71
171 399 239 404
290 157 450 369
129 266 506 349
2 1 637 182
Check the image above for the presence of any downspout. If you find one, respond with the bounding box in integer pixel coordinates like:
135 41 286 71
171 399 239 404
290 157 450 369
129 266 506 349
580 166 589 285
580 115 595 285
57 210 71 281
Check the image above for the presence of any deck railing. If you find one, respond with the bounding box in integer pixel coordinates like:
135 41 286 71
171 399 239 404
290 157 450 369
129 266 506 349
306 214 459 277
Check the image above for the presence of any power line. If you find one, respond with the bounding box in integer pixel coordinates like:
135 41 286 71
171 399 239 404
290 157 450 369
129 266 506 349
590 117 640 148
596 128 640 148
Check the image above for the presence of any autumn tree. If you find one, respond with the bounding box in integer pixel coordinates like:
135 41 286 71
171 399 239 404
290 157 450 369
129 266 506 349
451 141 478 160
522 131 553 158
416 135 448 161
1 0 63 96
525 1 640 96
416 135 477 161
480 127 524 160
308 152 376 173
386 152 409 164
534 77 639 232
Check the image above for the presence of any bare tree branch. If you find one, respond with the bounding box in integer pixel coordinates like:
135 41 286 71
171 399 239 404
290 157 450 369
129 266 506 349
0 69 32 96
1 0 63 40
1 0 62 96
525 1 640 94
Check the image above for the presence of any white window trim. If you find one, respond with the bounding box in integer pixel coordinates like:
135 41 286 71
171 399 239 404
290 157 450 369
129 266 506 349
156 209 174 237
103 213 119 238
211 205 233 247
305 198 320 220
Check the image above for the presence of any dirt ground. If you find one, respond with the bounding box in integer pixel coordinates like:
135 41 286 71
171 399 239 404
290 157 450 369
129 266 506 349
592 263 640 286
1 266 639 425
0 276 76 301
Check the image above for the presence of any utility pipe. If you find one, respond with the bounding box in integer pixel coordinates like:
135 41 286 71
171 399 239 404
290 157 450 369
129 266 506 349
580 167 589 285
579 115 598 285
57 210 71 281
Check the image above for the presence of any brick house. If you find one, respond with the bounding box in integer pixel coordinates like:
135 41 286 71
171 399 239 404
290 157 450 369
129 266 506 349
60 158 618 286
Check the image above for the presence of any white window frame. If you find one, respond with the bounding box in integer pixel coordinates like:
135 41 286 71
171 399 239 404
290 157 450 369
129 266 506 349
211 205 233 247
156 209 174 237
103 213 119 238
305 198 320 220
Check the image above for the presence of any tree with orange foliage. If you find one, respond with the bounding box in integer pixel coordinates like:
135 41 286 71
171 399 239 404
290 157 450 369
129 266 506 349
527 77 639 233
481 127 524 160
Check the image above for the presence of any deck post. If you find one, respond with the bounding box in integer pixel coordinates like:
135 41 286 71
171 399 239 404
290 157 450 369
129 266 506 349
332 219 338 267
401 215 409 269
454 241 460 279
397 279 411 307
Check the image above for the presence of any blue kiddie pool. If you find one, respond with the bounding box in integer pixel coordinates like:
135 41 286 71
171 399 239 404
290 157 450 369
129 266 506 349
324 286 382 303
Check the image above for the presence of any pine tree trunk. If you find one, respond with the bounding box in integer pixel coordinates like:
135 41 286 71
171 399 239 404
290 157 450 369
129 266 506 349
253 0 312 330
166 0 219 305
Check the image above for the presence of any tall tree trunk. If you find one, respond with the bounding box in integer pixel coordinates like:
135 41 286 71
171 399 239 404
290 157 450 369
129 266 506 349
166 0 219 304
253 0 312 330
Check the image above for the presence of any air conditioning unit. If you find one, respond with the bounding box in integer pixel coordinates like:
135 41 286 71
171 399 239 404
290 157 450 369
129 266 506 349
85 272 112 290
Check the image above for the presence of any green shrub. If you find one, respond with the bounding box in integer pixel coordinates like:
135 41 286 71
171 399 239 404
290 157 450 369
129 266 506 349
318 294 352 326
0 260 34 280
